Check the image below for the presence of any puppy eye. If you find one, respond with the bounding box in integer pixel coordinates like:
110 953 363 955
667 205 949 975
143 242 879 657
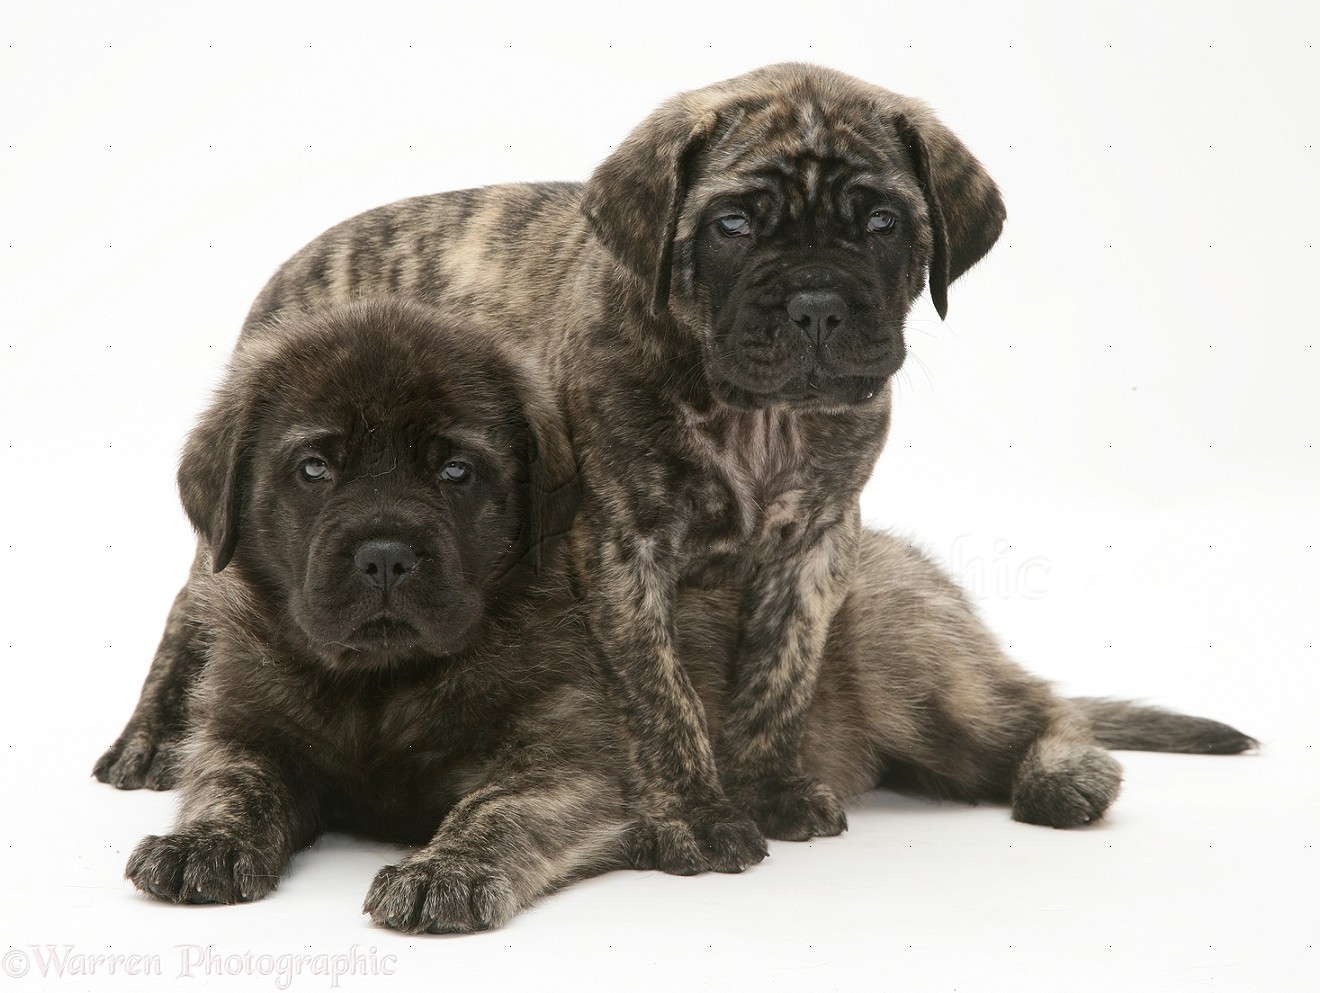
715 214 752 238
439 460 473 484
299 457 331 482
867 209 898 234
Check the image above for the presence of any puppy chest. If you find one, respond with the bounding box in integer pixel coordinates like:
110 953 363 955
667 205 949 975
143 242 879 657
329 765 462 844
691 476 810 548
328 738 473 841
680 408 820 567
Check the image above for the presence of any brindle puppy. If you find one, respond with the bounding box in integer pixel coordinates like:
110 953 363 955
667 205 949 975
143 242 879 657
124 299 1253 932
125 298 623 932
99 64 1227 875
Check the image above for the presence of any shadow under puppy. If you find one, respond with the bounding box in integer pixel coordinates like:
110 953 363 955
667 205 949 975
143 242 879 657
127 297 1254 933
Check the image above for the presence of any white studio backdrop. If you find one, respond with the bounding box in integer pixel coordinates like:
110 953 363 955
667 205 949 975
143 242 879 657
1 2 1316 991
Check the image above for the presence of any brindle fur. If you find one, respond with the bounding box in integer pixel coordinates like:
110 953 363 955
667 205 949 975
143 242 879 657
125 300 631 933
245 66 1010 870
123 300 1254 932
99 65 1254 876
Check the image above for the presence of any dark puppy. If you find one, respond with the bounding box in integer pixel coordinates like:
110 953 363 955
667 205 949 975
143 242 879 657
126 298 1254 932
125 299 625 932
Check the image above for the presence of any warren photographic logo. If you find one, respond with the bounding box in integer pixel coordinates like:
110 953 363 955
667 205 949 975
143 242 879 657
3 944 397 990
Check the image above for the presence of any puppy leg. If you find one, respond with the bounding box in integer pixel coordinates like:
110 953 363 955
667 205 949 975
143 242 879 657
363 691 631 933
1009 705 1123 827
720 516 858 841
802 530 1122 827
126 734 321 904
94 565 207 790
585 524 766 876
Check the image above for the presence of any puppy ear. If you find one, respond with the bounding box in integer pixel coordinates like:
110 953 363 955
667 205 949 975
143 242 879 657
892 112 1006 320
177 380 252 573
506 381 581 578
582 101 718 316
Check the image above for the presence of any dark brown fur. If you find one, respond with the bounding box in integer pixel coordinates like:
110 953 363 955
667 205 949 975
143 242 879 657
243 63 1011 872
122 300 1254 932
125 300 629 932
99 66 1254 879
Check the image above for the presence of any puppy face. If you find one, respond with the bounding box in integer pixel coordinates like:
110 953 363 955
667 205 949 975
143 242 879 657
247 371 520 667
178 300 576 670
583 63 1007 410
681 114 928 408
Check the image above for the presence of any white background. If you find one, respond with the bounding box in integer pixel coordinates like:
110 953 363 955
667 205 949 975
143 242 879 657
2 1 1316 990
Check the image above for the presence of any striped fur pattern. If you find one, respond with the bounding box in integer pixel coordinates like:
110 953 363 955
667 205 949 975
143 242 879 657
99 67 1253 887
233 63 1007 870
118 302 1253 931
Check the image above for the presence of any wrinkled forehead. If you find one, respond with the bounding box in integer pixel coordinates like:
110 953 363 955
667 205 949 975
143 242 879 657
270 411 512 471
681 97 926 230
256 349 520 467
711 93 908 166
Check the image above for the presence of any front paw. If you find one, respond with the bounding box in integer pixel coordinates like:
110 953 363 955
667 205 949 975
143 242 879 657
624 805 768 875
126 829 280 904
729 774 848 842
364 854 519 934
94 725 182 791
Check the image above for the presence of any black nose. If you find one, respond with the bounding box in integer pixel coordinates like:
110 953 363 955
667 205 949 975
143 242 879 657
354 540 418 591
787 290 848 347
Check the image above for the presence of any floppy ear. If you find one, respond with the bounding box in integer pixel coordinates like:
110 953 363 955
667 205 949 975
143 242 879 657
892 112 1006 320
177 380 253 573
505 384 581 579
582 101 718 316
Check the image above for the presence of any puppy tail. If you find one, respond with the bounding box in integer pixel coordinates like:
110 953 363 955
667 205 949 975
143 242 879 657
1073 697 1258 755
